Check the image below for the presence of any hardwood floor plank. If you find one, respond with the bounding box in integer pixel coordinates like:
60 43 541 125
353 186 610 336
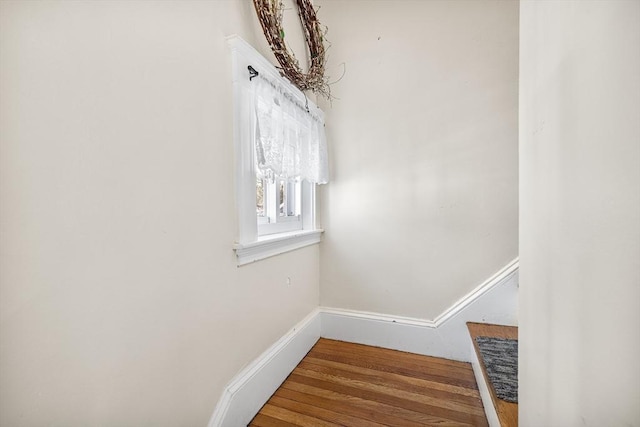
315 339 473 371
305 355 480 397
279 382 475 427
309 347 476 384
249 413 299 427
307 348 478 388
260 404 342 427
300 358 482 405
251 339 489 427
293 367 486 417
313 339 473 375
467 323 517 340
288 373 488 426
268 395 388 427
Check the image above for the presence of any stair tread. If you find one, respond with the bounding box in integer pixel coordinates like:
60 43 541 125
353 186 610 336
467 322 518 427
468 322 518 340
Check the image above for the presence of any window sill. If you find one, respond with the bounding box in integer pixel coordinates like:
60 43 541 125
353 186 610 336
233 229 323 266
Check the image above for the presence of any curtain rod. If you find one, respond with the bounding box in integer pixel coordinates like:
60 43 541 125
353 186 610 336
247 65 317 116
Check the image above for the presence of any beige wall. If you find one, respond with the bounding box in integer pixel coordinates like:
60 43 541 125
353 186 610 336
519 1 640 425
316 0 519 319
0 2 319 425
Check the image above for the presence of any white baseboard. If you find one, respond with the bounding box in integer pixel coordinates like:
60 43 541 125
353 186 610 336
208 309 321 427
209 258 518 425
470 338 501 427
320 258 519 362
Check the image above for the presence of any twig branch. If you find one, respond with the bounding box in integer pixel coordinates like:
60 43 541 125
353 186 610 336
252 0 332 100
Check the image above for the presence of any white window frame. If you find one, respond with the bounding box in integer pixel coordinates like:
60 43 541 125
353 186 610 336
228 35 323 266
257 178 302 236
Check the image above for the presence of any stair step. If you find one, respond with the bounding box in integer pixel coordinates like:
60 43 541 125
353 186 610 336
467 322 518 427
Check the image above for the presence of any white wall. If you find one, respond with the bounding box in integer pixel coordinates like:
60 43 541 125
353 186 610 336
519 1 640 425
316 0 519 319
0 2 318 425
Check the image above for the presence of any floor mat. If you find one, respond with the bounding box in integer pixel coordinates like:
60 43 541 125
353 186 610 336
475 336 518 403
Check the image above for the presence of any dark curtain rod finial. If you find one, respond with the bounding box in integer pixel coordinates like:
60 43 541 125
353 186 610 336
248 65 259 81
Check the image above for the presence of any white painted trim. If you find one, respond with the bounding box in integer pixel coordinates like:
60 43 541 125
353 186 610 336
433 258 519 326
208 309 321 427
234 229 323 266
320 258 519 361
319 307 437 328
209 259 518 425
470 338 501 427
319 258 518 329
227 35 324 266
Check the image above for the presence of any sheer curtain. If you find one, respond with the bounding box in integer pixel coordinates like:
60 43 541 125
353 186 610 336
254 76 328 184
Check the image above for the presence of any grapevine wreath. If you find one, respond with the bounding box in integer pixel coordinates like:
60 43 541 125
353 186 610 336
252 0 331 99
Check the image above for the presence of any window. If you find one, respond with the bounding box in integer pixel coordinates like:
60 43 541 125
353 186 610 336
257 178 302 235
228 36 327 265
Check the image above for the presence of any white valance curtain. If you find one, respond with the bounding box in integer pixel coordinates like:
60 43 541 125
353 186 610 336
253 76 329 184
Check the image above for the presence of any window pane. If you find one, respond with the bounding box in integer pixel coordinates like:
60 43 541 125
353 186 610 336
278 180 285 216
256 178 264 217
287 181 297 216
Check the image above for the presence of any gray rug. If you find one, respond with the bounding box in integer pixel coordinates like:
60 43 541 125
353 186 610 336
475 336 518 403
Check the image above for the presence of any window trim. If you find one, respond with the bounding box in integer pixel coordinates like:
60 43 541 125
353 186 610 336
228 35 323 266
233 229 323 266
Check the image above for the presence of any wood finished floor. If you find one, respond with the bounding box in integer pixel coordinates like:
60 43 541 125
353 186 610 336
249 338 489 427
467 322 518 427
